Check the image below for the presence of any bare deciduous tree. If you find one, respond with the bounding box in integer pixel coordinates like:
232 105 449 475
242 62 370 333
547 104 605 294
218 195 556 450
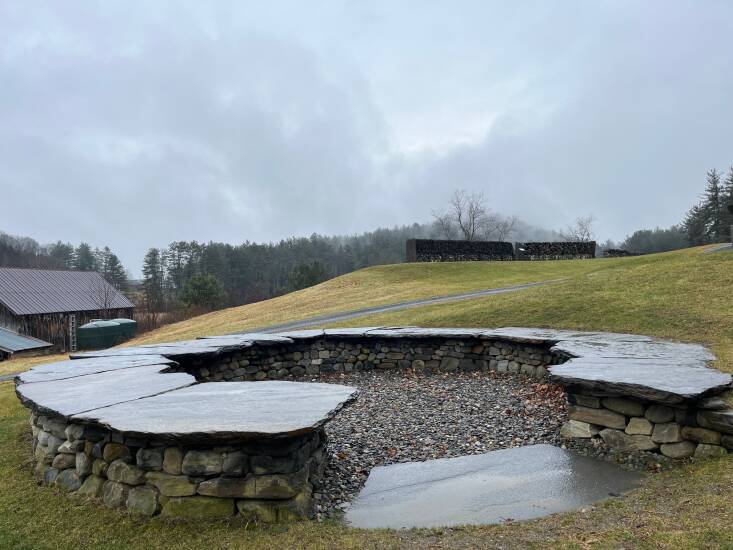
489 215 518 241
433 189 518 242
451 189 488 241
90 275 115 314
432 210 458 239
561 215 596 242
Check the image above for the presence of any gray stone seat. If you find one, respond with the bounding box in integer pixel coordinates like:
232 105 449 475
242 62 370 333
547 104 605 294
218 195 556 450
61 326 731 406
15 326 733 521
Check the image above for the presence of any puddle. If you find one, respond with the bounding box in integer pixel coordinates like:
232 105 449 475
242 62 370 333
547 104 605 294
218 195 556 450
345 444 642 529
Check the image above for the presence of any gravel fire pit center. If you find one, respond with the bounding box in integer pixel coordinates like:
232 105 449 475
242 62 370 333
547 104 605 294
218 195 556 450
15 327 733 523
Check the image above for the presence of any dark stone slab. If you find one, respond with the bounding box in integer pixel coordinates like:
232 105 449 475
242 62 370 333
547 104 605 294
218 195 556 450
485 327 655 345
697 410 733 435
16 365 195 418
198 334 293 346
322 327 385 338
550 357 731 404
71 338 255 360
552 339 715 361
274 329 326 340
16 355 176 384
364 327 487 339
346 444 642 529
73 381 357 442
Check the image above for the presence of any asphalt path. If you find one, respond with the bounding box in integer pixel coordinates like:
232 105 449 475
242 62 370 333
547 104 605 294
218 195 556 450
0 279 558 382
243 279 559 334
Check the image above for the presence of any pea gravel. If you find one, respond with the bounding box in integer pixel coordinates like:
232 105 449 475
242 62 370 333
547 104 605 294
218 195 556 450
313 370 568 519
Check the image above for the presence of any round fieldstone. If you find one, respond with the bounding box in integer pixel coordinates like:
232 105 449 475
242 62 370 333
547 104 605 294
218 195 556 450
101 480 129 508
694 444 728 459
625 417 653 436
645 405 674 424
559 420 599 439
680 426 721 445
163 447 183 475
659 441 696 458
602 397 645 417
160 496 235 519
182 450 222 476
92 459 108 477
107 459 146 485
103 442 130 463
52 453 76 470
568 394 602 409
651 423 682 444
569 406 626 430
127 486 159 516
53 469 82 492
222 451 248 476
76 452 93 477
145 472 197 497
136 448 163 471
77 475 105 498
599 428 657 451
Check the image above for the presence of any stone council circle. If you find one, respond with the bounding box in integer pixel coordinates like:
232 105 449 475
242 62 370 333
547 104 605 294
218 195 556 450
15 326 733 521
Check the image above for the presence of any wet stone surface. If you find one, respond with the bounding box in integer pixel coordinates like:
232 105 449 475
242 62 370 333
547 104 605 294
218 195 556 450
74 381 358 442
315 370 567 519
345 444 642 529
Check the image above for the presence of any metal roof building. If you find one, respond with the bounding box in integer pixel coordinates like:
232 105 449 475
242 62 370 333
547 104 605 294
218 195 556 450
0 268 134 352
0 268 133 315
0 327 52 360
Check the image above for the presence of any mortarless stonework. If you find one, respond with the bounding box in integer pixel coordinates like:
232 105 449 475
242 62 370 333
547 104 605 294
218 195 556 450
16 326 733 522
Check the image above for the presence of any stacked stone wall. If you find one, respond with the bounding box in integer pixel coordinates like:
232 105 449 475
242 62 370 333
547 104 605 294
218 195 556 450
30 411 325 521
561 390 733 458
24 331 733 523
406 239 515 262
180 337 561 382
405 239 597 262
514 241 596 261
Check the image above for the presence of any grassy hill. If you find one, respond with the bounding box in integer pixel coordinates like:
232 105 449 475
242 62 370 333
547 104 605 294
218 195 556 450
132 246 733 379
2 245 733 548
129 258 600 344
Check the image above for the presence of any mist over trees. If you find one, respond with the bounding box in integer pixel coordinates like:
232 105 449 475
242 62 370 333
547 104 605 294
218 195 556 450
0 233 129 290
432 190 519 241
139 216 563 317
9 166 732 323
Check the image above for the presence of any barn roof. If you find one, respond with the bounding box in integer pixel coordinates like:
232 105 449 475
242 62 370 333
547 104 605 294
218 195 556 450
0 268 134 316
0 327 52 353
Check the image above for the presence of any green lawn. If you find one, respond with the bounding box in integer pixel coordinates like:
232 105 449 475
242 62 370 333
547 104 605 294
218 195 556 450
128 257 608 344
2 245 733 548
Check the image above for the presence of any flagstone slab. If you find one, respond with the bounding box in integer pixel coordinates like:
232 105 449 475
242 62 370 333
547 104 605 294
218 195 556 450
16 355 175 384
16 365 195 418
72 381 358 442
346 444 642 529
549 357 731 404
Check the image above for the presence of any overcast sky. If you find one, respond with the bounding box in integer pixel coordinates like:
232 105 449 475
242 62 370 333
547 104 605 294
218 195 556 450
2 1 732 275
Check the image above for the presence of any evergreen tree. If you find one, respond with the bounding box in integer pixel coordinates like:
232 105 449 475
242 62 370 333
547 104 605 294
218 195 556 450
684 202 708 246
723 167 733 241
47 241 75 268
142 248 165 312
73 243 98 271
703 169 724 242
105 252 128 291
288 261 330 291
180 273 224 311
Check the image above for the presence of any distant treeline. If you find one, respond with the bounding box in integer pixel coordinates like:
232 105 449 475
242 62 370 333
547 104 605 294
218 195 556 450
612 166 733 255
0 234 128 290
140 225 434 313
138 219 565 314
8 164 731 320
